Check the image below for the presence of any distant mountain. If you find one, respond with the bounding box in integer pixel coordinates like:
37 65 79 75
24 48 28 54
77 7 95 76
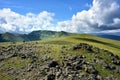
0 30 74 42
27 30 72 40
0 32 27 42
92 33 120 41
1 30 120 42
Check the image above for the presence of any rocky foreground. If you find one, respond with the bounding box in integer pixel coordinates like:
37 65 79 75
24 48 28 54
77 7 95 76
0 42 120 80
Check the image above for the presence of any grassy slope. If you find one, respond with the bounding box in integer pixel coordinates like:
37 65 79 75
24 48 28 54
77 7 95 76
39 34 120 78
0 34 120 79
0 34 120 56
40 34 120 56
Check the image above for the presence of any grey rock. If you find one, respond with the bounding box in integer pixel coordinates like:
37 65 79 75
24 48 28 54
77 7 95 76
48 61 59 68
46 74 55 80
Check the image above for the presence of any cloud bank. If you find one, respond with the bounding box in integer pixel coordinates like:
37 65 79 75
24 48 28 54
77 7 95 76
0 8 54 33
57 0 120 33
0 0 120 33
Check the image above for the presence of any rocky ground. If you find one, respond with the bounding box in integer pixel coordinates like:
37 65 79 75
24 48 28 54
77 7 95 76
0 42 120 80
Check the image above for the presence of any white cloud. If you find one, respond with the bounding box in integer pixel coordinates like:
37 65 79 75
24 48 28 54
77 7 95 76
107 18 120 27
0 0 120 33
57 0 120 33
0 8 54 33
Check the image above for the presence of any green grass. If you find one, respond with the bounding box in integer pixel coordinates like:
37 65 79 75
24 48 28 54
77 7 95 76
0 57 31 80
38 34 120 78
0 57 30 70
39 34 120 56
0 34 120 79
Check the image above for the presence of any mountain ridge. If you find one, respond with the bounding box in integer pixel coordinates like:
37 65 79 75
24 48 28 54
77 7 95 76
94 34 120 41
0 30 74 42
0 30 120 42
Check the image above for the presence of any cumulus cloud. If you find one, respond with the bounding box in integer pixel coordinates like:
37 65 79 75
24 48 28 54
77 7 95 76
0 8 54 33
57 0 120 33
0 0 120 33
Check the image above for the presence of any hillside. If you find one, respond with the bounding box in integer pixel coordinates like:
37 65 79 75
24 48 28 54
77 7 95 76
0 34 120 80
0 30 74 42
0 30 120 42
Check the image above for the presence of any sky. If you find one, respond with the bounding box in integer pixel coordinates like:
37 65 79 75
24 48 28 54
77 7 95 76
0 0 120 33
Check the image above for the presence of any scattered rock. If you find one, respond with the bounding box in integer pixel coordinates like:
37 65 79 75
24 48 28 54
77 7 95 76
48 61 59 67
0 43 120 80
46 74 55 80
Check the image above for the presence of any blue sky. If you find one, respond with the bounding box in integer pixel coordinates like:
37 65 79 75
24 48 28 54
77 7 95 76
0 0 120 33
0 0 92 21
